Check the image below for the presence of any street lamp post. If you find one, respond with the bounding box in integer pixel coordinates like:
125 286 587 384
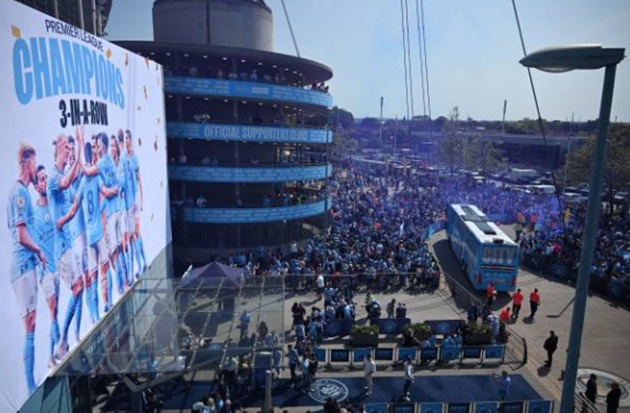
520 44 624 413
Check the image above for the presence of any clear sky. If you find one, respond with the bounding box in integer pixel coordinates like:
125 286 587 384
106 0 630 122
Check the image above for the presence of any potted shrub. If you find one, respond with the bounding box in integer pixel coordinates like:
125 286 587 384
407 322 433 342
350 324 380 348
462 322 492 345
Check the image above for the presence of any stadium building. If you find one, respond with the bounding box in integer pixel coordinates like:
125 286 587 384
118 0 334 265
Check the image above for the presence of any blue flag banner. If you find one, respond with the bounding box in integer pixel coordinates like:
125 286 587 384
462 346 483 359
365 402 389 413
392 402 417 413
353 348 373 363
528 400 553 413
398 347 417 362
330 349 350 363
475 402 498 413
484 345 505 360
502 401 525 413
375 348 394 361
448 402 471 413
420 347 438 361
440 346 461 362
421 402 445 413
373 318 412 334
313 348 326 363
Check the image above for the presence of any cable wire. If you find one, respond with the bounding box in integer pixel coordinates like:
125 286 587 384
510 0 566 230
400 0 411 121
420 0 432 124
414 0 427 118
404 0 415 118
280 0 300 58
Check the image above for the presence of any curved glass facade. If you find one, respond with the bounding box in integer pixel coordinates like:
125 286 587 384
121 42 333 256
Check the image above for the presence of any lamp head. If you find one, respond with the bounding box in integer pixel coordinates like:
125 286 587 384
520 44 625 72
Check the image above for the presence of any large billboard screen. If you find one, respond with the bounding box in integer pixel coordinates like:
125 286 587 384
0 2 170 411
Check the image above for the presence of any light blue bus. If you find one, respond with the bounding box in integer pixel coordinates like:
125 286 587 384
446 204 519 292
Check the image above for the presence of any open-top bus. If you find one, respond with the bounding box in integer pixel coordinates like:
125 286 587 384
446 204 519 292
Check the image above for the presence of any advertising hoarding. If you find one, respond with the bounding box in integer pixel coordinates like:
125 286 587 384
0 3 170 411
164 76 334 107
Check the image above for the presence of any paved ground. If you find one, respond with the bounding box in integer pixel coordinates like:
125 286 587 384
103 227 630 413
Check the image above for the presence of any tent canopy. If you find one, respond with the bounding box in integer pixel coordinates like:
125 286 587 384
182 261 244 288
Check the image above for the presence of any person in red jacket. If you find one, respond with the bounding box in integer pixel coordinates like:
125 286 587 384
499 307 510 340
529 288 541 319
486 283 496 309
511 288 524 319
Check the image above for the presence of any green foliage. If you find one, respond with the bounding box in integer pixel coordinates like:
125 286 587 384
565 123 630 211
466 322 491 334
462 137 505 176
351 324 380 336
407 322 432 334
435 106 464 175
329 131 359 161
331 106 355 129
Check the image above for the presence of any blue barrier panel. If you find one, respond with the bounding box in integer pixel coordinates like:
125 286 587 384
375 348 394 361
527 400 553 413
475 402 498 413
398 347 418 362
448 403 471 413
440 346 461 362
313 348 326 363
462 346 483 360
484 345 505 360
421 402 445 413
324 319 353 338
373 318 412 334
164 77 334 107
330 349 350 363
420 347 438 362
426 320 465 335
183 199 330 224
365 402 389 413
167 122 333 143
354 348 372 363
169 164 332 183
502 401 524 413
391 402 416 413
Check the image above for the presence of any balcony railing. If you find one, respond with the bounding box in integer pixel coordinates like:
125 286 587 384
168 164 332 183
164 76 333 107
167 122 332 144
176 198 330 223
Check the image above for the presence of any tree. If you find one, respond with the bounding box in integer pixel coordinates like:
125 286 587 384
565 123 630 213
331 106 355 129
329 131 358 161
435 106 464 176
462 137 505 179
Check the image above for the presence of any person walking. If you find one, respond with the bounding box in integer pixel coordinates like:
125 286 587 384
543 331 558 367
363 353 376 396
529 288 540 319
387 299 396 318
494 370 512 401
585 374 598 404
486 283 496 309
499 307 510 342
402 356 415 400
606 383 621 413
511 288 524 319
287 344 299 388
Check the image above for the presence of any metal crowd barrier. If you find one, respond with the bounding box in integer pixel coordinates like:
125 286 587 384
305 345 507 370
242 399 554 413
